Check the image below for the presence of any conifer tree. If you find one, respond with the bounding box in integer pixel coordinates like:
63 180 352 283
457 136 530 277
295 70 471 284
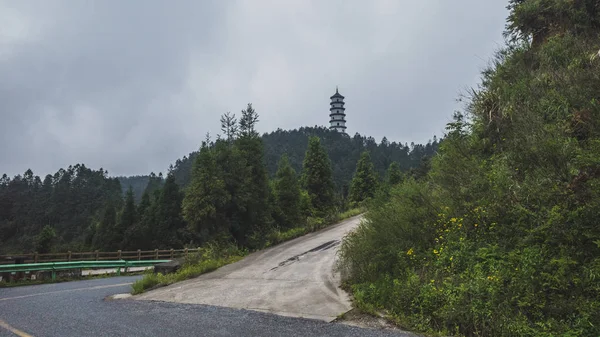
386 161 403 186
273 154 301 228
117 187 136 248
235 104 271 243
183 144 230 243
154 173 186 248
302 136 335 216
349 151 378 203
93 201 118 250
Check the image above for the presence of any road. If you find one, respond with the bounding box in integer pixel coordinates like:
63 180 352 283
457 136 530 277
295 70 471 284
137 215 362 322
0 215 415 336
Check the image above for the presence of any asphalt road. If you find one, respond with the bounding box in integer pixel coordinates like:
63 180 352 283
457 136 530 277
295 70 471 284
0 274 412 336
137 215 362 321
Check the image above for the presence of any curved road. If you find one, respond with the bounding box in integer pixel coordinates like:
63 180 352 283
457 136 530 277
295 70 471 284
137 215 362 321
0 215 414 336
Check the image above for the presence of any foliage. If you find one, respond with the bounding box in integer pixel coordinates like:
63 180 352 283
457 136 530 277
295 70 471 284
386 162 403 186
0 165 123 253
349 151 378 204
272 154 301 228
35 225 56 253
168 127 440 193
339 2 600 336
131 243 246 294
302 136 336 217
182 143 230 244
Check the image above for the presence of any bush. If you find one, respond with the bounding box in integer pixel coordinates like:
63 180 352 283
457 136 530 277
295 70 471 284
338 6 600 335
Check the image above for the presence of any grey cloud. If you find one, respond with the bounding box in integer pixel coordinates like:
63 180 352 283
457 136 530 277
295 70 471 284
0 0 508 177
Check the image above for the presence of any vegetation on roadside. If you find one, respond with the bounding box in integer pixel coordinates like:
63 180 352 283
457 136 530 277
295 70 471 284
131 244 247 294
339 1 600 336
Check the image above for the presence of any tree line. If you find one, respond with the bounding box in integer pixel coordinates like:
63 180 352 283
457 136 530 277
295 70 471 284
0 105 422 254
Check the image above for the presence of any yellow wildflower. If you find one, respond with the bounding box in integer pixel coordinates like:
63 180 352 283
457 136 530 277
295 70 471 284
407 248 414 256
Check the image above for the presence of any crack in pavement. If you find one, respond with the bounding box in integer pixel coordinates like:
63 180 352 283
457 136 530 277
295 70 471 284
269 240 340 272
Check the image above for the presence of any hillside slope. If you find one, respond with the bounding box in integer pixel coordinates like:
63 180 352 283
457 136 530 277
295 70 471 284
339 1 600 336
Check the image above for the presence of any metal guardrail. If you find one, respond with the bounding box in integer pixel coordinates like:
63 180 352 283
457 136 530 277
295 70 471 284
0 248 200 264
0 259 171 281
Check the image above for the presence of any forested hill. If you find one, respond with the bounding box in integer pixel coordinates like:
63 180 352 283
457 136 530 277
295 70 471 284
1 126 438 254
0 165 123 253
167 126 439 192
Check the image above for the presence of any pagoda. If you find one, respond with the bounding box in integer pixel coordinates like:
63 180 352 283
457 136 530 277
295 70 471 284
329 87 347 133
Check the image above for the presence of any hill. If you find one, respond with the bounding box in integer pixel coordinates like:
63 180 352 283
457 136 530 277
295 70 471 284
166 126 438 193
338 1 600 335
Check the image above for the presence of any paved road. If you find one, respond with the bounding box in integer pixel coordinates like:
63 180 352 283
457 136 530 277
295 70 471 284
0 271 412 336
137 215 362 322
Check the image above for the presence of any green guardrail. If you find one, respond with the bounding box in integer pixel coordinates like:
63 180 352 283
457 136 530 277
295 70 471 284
0 259 171 281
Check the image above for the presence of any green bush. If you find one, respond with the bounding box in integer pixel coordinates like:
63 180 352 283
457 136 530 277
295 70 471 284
338 2 600 335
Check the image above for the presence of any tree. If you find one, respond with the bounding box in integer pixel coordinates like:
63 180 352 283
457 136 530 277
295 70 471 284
93 201 118 250
154 173 187 248
273 154 301 228
35 225 56 253
349 151 378 203
220 112 238 142
117 187 136 248
386 162 403 186
183 144 230 243
302 136 335 216
235 104 271 243
239 103 259 138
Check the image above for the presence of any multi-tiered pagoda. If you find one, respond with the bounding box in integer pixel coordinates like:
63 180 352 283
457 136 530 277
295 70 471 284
329 87 347 133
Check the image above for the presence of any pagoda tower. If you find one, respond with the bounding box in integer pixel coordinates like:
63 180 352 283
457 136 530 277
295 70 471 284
329 87 347 133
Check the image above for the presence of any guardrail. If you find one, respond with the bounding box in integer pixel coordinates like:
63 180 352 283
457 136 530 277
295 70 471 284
0 248 200 264
0 259 171 281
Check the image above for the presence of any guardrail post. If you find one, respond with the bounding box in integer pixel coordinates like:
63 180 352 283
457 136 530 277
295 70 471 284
67 251 72 262
117 250 122 260
184 248 188 258
154 249 159 260
137 249 141 261
34 252 38 263
95 250 99 261
170 249 174 259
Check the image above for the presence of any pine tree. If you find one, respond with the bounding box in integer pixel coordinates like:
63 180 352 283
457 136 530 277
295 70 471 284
154 173 187 248
93 201 118 250
349 151 378 203
117 187 136 248
183 144 230 243
273 154 301 228
235 104 271 243
302 136 335 216
386 161 403 186
220 112 238 142
213 139 248 243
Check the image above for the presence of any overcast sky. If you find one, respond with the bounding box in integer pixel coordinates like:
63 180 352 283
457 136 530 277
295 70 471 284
1 0 509 177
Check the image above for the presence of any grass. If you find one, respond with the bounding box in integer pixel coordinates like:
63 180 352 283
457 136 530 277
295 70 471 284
131 254 245 295
131 207 364 295
264 207 365 248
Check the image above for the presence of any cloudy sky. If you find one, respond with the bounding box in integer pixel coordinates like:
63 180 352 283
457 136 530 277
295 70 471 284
1 0 509 177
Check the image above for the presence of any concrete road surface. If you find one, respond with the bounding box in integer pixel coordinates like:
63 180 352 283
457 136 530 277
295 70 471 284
137 215 362 322
0 262 415 336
